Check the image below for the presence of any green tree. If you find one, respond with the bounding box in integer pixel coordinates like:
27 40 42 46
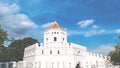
8 37 39 61
109 44 120 65
0 25 8 62
0 24 40 62
109 36 120 65
0 25 8 45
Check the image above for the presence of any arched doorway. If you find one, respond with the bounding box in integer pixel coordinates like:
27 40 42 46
76 62 80 68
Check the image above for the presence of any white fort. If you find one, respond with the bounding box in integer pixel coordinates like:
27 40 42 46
18 22 107 68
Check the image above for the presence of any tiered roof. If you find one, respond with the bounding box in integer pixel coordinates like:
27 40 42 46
49 22 61 29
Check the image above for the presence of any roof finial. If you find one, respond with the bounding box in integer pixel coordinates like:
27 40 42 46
54 21 57 23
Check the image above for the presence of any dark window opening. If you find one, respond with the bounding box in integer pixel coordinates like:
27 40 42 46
50 50 52 54
63 38 64 41
42 50 44 54
58 50 60 54
54 37 57 41
46 38 48 41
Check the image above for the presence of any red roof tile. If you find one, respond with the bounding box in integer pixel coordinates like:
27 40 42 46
49 22 61 29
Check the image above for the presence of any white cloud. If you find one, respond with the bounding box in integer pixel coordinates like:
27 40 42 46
0 2 38 39
90 44 115 55
0 3 20 16
77 19 94 28
3 14 37 29
68 19 106 37
92 25 98 29
68 29 105 37
41 22 54 29
85 29 105 37
68 30 85 36
99 30 105 34
85 29 97 37
116 29 120 34
69 19 107 37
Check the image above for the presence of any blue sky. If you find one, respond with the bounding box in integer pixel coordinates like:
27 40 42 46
0 0 120 55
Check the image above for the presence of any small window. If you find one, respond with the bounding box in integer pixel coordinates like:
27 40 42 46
57 32 59 34
63 38 64 41
54 37 57 41
50 50 52 54
42 50 44 54
86 62 88 64
54 32 56 34
58 50 60 54
46 38 48 41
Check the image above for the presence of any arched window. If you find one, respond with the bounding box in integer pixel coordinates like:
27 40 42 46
58 50 60 54
54 37 57 41
63 38 64 41
46 38 48 41
50 50 52 54
42 50 44 54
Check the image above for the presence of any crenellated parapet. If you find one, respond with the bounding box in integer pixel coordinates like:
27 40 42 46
70 43 87 50
86 52 107 59
23 43 40 60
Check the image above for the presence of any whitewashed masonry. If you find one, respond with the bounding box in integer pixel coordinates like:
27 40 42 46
18 22 107 68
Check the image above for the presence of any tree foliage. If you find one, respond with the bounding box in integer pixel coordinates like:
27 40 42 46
0 25 8 62
108 34 120 65
109 44 120 65
0 24 40 62
0 25 8 45
7 37 39 62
